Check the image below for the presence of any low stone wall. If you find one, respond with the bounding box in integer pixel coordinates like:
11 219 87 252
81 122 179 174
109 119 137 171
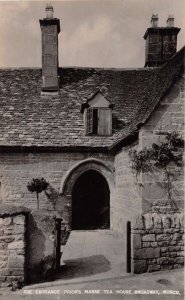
132 212 184 274
0 205 63 288
0 205 29 288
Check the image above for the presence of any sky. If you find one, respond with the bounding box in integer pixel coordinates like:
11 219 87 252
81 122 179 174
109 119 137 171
0 0 184 68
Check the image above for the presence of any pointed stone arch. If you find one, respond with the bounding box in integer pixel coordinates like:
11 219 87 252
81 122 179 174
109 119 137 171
59 158 114 230
60 158 114 195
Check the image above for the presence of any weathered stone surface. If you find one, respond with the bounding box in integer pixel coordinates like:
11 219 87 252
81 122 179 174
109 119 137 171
177 241 184 246
0 269 12 276
15 234 25 241
171 214 181 228
6 276 23 283
161 215 171 229
169 246 181 252
161 247 168 253
148 264 160 272
156 234 171 241
0 236 14 243
133 234 141 249
142 234 155 242
173 233 182 241
0 282 11 288
174 257 184 264
4 228 13 236
133 214 144 230
0 205 30 218
0 255 8 261
179 215 184 228
157 257 170 265
142 242 151 247
176 251 184 257
134 260 147 274
7 254 24 269
134 247 160 259
0 218 12 226
0 261 7 268
161 252 170 257
148 259 157 264
143 214 153 230
150 242 158 247
169 252 177 257
27 210 58 283
152 214 162 229
160 265 173 271
0 276 6 283
158 241 169 247
13 225 25 234
8 241 24 250
132 230 145 234
13 215 25 225
147 229 163 234
174 264 183 269
163 228 178 233
0 243 5 250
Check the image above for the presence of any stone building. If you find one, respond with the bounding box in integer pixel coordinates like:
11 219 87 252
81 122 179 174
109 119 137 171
0 8 184 235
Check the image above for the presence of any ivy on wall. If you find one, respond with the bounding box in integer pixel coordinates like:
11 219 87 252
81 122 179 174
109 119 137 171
129 132 184 210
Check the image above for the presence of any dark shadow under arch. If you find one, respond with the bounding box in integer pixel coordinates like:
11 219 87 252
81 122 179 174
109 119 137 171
72 170 110 230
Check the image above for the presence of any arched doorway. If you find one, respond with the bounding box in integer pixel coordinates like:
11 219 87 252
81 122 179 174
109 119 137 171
72 170 110 230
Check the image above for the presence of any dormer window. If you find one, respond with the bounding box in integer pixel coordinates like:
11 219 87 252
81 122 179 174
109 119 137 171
81 91 113 136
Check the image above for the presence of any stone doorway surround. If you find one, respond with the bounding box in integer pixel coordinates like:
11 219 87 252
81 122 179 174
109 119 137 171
59 158 114 231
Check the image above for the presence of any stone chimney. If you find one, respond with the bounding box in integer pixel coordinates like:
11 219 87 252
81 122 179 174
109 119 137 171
144 15 180 67
151 14 158 28
166 15 174 27
39 4 60 92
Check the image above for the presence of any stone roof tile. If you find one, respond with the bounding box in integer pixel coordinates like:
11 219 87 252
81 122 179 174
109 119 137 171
0 47 184 150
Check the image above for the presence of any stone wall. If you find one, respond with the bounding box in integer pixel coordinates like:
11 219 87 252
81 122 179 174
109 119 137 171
113 149 142 233
0 205 62 288
139 74 184 213
0 205 29 288
113 73 184 234
0 152 113 229
132 212 184 274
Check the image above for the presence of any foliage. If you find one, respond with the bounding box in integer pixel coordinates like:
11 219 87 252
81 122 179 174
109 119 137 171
129 132 184 208
27 177 49 209
129 132 184 175
129 148 151 174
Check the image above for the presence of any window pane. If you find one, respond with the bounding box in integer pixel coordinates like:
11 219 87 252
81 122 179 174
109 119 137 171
98 108 112 136
86 108 93 134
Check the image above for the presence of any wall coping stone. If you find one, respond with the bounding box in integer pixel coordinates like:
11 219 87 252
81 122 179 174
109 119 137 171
132 212 184 231
30 209 63 220
0 204 30 217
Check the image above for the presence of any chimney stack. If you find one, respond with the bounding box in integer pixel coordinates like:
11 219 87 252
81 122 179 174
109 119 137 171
46 3 54 19
39 4 60 93
166 15 174 27
144 15 180 67
151 14 158 27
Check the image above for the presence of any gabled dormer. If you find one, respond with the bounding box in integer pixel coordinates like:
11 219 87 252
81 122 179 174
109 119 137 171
81 91 113 136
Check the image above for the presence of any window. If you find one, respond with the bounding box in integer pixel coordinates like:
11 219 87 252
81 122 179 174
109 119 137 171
86 107 112 136
86 107 98 134
81 91 113 136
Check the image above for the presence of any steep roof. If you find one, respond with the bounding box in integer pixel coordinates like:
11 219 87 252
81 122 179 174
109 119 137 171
0 47 184 151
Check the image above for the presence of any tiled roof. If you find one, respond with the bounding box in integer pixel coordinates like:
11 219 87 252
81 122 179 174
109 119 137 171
0 47 184 150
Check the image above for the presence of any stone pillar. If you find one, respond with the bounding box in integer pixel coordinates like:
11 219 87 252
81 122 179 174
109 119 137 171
26 210 62 283
0 204 29 288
